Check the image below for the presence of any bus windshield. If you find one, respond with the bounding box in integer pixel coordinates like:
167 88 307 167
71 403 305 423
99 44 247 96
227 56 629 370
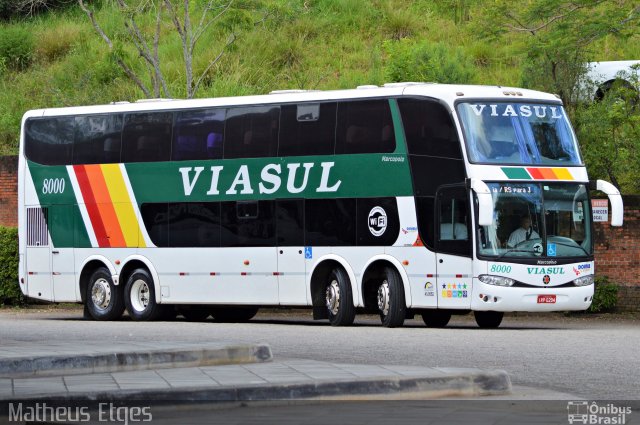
457 102 582 165
477 183 592 259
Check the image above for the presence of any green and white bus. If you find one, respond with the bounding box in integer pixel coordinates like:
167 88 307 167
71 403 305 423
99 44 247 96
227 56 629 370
18 82 623 328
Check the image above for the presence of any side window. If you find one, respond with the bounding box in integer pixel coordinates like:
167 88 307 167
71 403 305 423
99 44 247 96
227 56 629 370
436 186 471 256
25 117 74 166
278 103 336 156
122 112 173 163
224 106 279 159
220 201 276 247
357 197 400 246
74 114 123 164
415 196 435 249
276 199 304 246
140 203 169 247
168 202 221 247
172 109 225 161
335 99 395 154
398 98 462 159
305 199 356 246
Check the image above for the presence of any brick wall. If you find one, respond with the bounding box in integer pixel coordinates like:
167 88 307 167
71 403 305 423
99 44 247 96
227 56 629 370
593 195 640 312
0 156 17 227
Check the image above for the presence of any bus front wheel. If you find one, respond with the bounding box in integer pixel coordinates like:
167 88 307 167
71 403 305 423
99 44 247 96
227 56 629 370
325 267 355 326
378 267 405 328
124 268 161 321
474 311 504 328
86 267 125 321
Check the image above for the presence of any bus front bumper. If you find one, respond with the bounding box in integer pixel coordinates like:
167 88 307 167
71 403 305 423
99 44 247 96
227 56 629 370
471 279 594 312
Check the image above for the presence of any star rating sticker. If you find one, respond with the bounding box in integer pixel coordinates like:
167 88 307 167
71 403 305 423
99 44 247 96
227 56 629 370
463 284 467 289
442 284 446 289
453 283 457 289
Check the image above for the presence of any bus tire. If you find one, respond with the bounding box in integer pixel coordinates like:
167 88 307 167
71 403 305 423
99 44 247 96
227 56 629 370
124 268 161 321
378 266 405 328
474 311 504 328
325 267 355 326
421 310 451 328
211 306 259 323
86 267 125 321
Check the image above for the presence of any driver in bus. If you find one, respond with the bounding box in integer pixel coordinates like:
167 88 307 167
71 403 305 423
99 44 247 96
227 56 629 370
507 215 539 248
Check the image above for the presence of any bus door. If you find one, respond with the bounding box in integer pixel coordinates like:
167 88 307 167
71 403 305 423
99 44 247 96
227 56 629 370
49 205 77 301
435 186 473 309
25 206 53 301
276 200 307 305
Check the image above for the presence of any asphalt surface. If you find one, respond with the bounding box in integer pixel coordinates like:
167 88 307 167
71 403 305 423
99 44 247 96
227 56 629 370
0 307 638 400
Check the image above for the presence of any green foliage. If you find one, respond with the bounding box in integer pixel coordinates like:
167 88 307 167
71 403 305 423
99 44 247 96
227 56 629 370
574 67 640 192
0 26 35 70
0 226 22 306
384 39 476 84
588 276 619 313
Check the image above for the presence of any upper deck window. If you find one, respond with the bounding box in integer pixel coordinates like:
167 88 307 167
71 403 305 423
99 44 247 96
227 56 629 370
457 102 582 166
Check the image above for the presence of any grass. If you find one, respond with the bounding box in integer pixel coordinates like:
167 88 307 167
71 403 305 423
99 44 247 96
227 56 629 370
0 0 638 154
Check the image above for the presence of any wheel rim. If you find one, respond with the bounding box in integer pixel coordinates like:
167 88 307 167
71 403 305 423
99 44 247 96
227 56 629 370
130 279 150 313
326 279 340 315
377 280 390 316
91 278 112 311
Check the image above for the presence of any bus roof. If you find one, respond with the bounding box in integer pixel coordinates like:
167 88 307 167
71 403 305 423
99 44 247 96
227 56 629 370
23 83 561 119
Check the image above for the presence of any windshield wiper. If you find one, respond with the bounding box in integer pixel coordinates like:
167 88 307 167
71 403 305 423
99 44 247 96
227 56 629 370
495 248 535 261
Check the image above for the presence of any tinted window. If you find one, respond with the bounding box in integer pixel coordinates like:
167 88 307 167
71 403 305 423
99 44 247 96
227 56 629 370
305 199 356 246
279 103 336 156
74 115 123 164
415 196 435 249
276 199 304 246
399 98 462 158
409 156 466 197
335 100 395 154
221 201 275 247
172 109 225 161
122 112 173 163
25 117 74 165
436 186 471 256
141 203 169 247
168 202 221 247
357 197 400 246
224 106 279 159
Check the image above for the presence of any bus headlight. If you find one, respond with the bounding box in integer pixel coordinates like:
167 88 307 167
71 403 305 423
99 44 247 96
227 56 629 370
574 275 594 286
479 275 515 287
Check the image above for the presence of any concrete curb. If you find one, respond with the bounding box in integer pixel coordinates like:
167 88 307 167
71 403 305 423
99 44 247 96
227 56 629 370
0 344 272 379
9 369 511 403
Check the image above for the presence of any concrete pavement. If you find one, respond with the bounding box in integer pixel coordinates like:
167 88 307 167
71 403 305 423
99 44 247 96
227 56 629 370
0 341 511 403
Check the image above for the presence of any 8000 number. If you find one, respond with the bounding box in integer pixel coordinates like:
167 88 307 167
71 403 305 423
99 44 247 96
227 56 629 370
42 178 65 195
490 264 512 273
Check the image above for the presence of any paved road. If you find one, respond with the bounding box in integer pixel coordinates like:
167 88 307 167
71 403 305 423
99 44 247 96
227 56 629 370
0 308 637 400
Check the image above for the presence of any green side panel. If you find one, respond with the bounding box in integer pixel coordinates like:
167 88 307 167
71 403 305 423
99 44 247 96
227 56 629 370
27 162 92 248
126 154 413 203
501 167 531 180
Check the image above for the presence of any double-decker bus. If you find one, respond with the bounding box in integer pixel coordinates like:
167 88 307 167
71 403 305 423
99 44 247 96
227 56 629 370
17 83 623 328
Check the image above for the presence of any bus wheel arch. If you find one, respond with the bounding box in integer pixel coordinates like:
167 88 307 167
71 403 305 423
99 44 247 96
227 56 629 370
309 258 356 326
362 259 407 328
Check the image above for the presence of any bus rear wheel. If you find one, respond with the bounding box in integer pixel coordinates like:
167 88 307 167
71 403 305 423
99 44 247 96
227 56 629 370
377 266 405 328
421 310 451 328
124 268 162 321
474 311 504 328
86 267 125 321
325 267 355 326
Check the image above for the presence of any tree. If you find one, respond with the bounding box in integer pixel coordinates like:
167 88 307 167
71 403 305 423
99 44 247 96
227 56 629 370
78 0 256 99
479 1 640 107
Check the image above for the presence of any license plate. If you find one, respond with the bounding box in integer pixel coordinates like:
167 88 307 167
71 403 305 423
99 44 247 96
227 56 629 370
537 295 556 304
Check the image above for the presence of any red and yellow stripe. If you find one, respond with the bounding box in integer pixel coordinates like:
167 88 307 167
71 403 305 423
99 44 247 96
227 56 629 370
501 167 574 180
74 164 146 248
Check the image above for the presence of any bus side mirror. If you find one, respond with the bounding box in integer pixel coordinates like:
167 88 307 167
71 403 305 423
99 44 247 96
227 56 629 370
591 180 624 226
469 178 494 226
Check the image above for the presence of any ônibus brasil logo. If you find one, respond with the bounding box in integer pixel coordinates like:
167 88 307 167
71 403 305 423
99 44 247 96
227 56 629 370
368 207 387 237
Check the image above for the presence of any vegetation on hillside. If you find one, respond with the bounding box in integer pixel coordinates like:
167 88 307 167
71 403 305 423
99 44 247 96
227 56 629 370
1 0 639 190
